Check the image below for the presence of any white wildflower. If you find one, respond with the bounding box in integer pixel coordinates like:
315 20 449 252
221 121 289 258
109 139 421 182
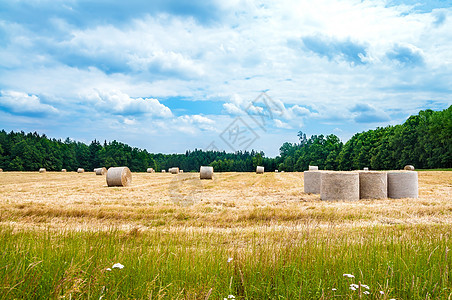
363 291 370 295
332 288 337 291
361 284 370 289
380 291 384 295
350 286 356 291
350 284 359 289
227 257 233 263
105 268 112 271
343 273 355 278
228 295 235 299
112 263 124 269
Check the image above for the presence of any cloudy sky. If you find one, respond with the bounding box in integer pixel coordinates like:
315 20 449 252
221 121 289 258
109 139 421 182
0 0 451 157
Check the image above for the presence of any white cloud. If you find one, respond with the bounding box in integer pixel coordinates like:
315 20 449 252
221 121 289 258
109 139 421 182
274 119 292 129
0 90 58 116
84 89 172 117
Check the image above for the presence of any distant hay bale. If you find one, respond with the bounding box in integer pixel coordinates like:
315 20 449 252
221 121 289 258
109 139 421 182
309 165 319 171
0 168 3 172
404 165 415 171
95 167 107 175
39 168 46 173
77 168 84 173
281 171 285 173
106 167 132 187
170 167 179 174
387 171 418 199
363 167 369 171
359 171 387 199
304 171 321 194
256 166 264 174
61 169 66 172
320 171 359 201
275 169 278 172
161 170 166 173
147 168 154 173
200 166 214 180
180 170 184 173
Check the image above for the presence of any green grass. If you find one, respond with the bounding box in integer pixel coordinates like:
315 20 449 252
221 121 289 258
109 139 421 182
0 225 451 299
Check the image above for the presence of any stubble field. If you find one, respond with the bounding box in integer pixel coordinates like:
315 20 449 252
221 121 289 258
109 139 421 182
0 171 451 299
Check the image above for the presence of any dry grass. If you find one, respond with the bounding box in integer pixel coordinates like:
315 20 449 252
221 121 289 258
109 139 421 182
0 171 450 232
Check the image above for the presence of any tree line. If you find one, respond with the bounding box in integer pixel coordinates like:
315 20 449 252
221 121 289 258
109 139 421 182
0 106 450 172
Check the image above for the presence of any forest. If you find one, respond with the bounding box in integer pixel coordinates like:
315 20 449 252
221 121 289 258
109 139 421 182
0 106 450 172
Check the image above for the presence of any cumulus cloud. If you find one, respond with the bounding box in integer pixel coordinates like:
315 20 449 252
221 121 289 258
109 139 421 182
0 90 58 116
386 44 425 67
301 34 369 65
350 103 390 123
85 89 172 117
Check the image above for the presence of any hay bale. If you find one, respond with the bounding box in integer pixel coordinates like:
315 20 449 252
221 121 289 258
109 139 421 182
170 167 179 174
309 165 319 171
387 171 418 198
256 166 264 174
200 166 214 179
404 165 415 171
161 170 166 173
95 167 107 175
363 167 369 171
0 168 3 172
304 171 321 194
359 171 387 199
147 168 155 173
77 168 84 173
39 168 46 173
61 169 66 172
106 167 132 187
320 171 359 201
180 170 184 173
275 169 278 173
281 171 285 173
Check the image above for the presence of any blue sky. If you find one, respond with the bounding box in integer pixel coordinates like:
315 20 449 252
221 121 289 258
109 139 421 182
0 0 451 157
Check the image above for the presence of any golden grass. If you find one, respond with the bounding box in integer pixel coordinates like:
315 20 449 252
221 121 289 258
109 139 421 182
0 171 451 232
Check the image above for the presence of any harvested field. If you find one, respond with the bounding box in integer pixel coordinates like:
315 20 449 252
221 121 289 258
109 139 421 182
0 171 451 299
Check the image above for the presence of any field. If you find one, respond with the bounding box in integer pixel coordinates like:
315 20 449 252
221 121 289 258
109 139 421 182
0 171 451 299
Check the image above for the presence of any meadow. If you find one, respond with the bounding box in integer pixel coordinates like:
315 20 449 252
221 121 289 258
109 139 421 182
0 171 451 299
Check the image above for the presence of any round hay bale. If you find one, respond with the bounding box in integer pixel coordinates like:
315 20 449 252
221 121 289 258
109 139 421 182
77 168 84 173
281 171 285 173
0 168 3 172
95 167 107 175
359 171 387 199
170 167 179 174
106 167 132 187
61 169 66 172
39 168 46 173
320 171 359 201
304 171 321 194
147 168 154 173
256 166 264 174
200 166 214 180
180 170 184 173
404 165 415 171
161 170 166 173
363 167 369 171
309 165 319 171
387 171 418 198
275 169 278 173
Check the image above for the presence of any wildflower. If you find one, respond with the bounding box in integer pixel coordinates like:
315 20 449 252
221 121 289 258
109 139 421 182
343 273 355 278
105 268 112 271
361 284 370 289
363 291 370 295
380 291 384 295
224 295 235 300
112 263 124 269
227 257 233 263
350 286 356 291
332 288 337 291
350 284 359 289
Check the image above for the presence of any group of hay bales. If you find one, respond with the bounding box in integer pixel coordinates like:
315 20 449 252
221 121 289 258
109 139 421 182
147 168 155 173
304 165 418 200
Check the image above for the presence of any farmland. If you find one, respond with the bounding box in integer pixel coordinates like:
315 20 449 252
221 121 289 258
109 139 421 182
0 171 451 299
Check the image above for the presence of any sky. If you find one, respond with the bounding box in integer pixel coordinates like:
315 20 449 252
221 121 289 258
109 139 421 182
0 0 451 157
